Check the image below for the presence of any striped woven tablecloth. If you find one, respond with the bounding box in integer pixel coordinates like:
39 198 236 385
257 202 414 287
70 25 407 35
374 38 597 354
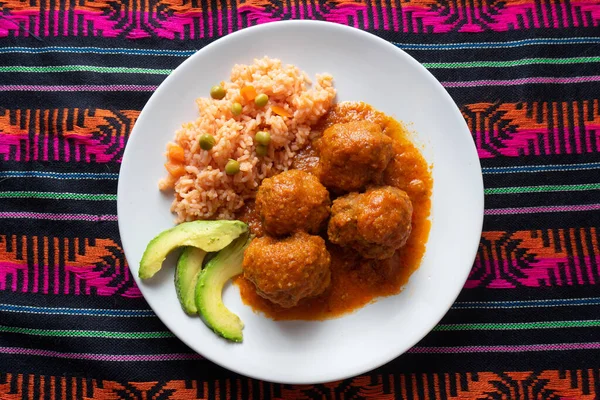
1 0 600 398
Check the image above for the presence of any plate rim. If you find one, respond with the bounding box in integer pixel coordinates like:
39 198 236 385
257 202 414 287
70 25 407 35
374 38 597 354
117 19 484 384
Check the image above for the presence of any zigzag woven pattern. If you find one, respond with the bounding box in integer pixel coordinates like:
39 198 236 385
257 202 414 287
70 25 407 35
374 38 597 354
0 0 599 38
0 235 140 297
0 108 138 162
1 370 600 399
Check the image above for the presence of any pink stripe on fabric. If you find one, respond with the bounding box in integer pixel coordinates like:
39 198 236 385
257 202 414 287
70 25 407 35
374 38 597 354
409 342 600 354
443 76 600 88
0 347 204 361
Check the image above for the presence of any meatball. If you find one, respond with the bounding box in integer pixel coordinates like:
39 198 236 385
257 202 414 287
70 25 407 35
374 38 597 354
318 121 393 192
383 141 432 198
242 231 331 308
255 169 330 236
328 186 413 259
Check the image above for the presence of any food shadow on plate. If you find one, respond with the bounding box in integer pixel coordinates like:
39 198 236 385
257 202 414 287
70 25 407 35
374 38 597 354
267 318 327 341
140 250 182 286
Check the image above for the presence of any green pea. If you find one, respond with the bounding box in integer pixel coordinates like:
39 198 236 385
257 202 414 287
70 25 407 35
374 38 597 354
255 131 271 146
210 85 226 100
231 102 243 116
255 144 268 157
225 159 240 175
254 93 269 108
199 134 215 150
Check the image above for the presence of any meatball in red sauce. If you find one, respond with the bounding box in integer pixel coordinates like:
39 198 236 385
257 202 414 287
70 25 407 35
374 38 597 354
318 121 393 193
328 186 413 260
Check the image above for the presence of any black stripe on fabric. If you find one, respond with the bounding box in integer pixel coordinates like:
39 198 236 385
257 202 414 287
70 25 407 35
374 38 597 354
21 373 30 400
1 281 596 311
0 34 598 71
448 373 457 397
438 306 600 326
210 0 218 39
57 234 66 295
416 373 426 400
239 377 250 400
44 374 52 399
251 379 260 400
25 235 35 293
415 327 600 348
566 101 577 155
481 152 600 174
447 82 600 107
483 212 600 231
583 230 600 284
0 292 597 332
0 220 121 240
0 71 167 86
483 169 600 190
404 373 415 400
3 191 599 222
0 198 116 215
3 183 599 216
437 372 449 400
0 325 597 382
0 333 194 356
456 285 600 303
425 63 600 83
0 92 153 111
0 159 121 173
1 84 599 113
483 190 599 209
1 57 599 86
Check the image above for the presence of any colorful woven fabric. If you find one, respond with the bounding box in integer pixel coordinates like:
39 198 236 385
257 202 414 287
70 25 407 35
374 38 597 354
1 0 600 397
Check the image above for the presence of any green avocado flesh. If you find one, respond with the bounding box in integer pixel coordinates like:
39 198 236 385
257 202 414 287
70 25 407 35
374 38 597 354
139 220 248 279
195 233 250 342
175 247 206 315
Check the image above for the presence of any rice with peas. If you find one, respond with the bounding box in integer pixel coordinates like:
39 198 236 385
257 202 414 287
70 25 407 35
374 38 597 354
159 57 336 222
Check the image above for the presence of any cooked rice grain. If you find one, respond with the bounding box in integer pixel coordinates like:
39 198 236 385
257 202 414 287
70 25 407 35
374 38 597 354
159 57 336 222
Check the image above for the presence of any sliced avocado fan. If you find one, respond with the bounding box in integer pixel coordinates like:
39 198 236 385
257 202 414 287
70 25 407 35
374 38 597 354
196 232 250 342
175 247 206 315
139 220 248 279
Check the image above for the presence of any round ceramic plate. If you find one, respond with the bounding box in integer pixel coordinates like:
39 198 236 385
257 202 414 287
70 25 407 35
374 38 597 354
117 20 484 384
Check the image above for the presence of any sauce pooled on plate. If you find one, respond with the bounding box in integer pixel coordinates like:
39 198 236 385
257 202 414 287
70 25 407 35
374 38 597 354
235 102 432 320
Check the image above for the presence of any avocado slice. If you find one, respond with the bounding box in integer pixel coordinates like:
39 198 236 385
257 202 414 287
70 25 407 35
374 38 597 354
175 247 206 315
139 220 248 279
195 232 251 342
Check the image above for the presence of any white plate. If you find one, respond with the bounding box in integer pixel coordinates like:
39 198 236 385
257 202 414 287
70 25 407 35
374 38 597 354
117 20 484 384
